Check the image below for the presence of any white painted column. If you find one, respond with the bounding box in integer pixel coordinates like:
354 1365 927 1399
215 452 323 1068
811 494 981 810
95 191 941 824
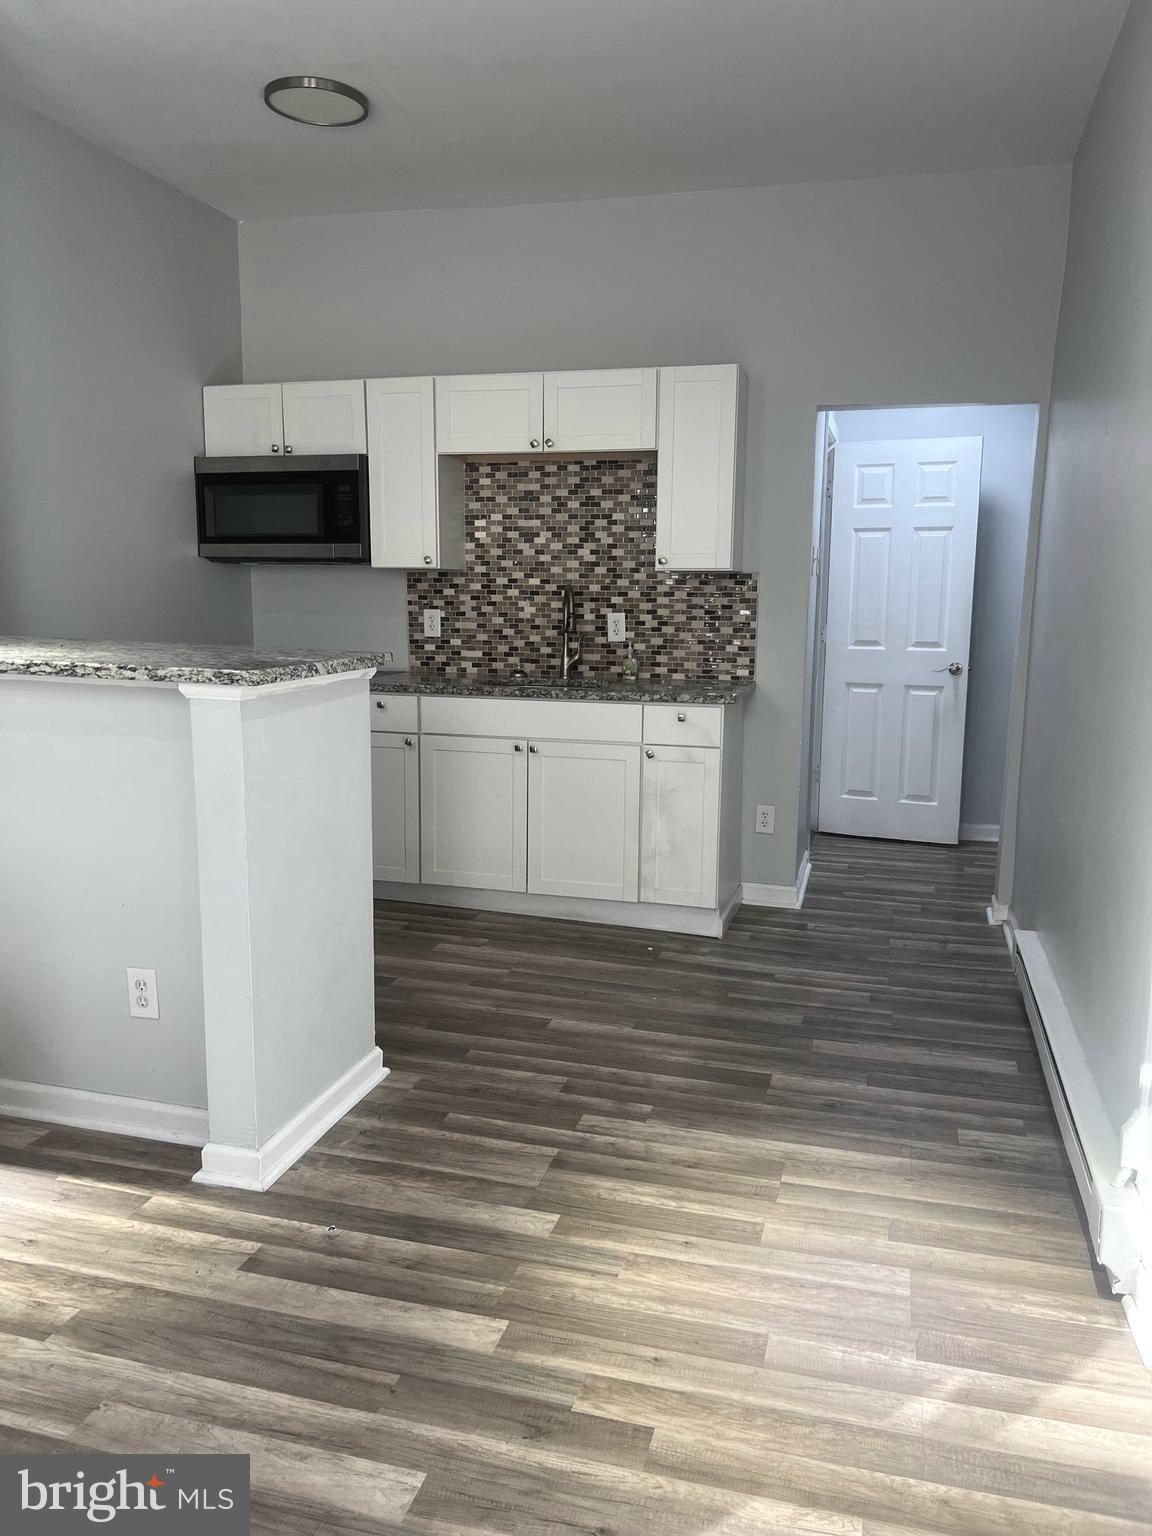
180 670 385 1189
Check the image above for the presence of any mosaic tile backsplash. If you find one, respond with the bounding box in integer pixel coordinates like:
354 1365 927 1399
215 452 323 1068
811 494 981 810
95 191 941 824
407 458 757 681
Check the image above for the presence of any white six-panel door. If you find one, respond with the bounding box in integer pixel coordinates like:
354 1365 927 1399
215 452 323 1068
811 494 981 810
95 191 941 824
818 436 983 843
527 740 640 901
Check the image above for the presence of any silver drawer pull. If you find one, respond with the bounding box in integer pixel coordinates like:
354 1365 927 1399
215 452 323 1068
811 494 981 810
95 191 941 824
677 712 687 722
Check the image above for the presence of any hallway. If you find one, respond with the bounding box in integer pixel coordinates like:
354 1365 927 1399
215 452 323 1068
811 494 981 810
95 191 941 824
0 837 1150 1532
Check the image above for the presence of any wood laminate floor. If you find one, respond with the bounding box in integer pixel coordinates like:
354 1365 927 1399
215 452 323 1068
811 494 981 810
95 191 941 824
2 835 1151 1534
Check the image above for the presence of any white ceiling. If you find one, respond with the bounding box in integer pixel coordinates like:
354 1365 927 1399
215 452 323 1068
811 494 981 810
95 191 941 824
0 0 1129 221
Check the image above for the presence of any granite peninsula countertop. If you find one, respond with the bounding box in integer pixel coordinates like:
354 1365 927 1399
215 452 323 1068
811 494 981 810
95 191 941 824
0 638 394 688
370 671 754 705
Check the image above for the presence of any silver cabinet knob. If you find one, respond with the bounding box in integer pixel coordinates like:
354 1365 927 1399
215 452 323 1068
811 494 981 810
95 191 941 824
423 555 433 565
645 749 655 759
284 444 293 454
934 661 965 676
529 743 538 753
657 556 668 566
514 742 524 752
529 439 540 449
677 712 687 722
375 700 384 709
271 443 280 453
544 438 554 448
404 736 414 747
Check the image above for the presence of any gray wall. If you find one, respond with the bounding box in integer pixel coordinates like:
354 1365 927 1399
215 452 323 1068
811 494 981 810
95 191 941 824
251 567 410 663
834 404 1039 834
0 94 251 644
240 165 1071 888
1011 0 1152 1173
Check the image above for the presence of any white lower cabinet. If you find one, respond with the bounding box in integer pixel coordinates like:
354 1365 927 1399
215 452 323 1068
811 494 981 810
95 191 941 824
420 734 528 891
639 745 721 908
370 733 420 883
527 740 640 902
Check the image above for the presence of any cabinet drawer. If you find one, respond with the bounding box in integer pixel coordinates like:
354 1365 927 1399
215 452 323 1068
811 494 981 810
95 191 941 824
643 704 723 749
369 693 419 733
419 695 642 744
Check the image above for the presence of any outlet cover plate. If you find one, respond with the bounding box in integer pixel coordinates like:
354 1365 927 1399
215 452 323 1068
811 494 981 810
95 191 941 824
606 612 627 642
755 804 775 835
423 609 442 638
126 967 159 1020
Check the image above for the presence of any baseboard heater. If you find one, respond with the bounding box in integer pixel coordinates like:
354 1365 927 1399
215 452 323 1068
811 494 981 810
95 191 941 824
1012 933 1142 1299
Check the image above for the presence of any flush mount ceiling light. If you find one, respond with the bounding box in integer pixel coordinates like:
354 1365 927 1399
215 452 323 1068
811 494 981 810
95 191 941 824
263 76 369 127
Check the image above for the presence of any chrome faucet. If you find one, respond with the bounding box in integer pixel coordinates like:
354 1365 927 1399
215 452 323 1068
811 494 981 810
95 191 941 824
560 585 582 680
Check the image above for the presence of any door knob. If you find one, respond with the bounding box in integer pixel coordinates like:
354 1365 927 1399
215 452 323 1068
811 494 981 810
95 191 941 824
934 661 965 676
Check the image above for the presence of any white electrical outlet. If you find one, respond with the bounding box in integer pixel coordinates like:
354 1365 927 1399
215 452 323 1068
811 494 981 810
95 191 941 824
423 609 442 638
755 804 776 835
606 612 627 642
126 967 159 1020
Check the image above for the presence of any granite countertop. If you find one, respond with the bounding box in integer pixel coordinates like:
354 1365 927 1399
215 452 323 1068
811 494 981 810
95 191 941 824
370 671 754 705
0 638 394 688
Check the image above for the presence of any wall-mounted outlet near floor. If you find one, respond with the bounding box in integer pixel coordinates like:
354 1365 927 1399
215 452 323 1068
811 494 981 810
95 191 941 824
423 609 442 638
606 612 627 642
755 804 776 835
126 967 159 1020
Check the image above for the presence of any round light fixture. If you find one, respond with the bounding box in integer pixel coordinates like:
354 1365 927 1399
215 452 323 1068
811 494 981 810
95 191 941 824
263 76 369 127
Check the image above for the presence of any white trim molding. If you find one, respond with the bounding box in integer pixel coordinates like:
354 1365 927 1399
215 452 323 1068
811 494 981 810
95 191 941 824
194 1048 386 1191
1008 925 1151 1363
373 881 741 938
960 822 1000 843
742 850 812 911
0 1078 208 1146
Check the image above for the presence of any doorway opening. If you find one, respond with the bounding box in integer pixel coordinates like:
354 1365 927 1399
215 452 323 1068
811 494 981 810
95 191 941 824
801 403 1039 849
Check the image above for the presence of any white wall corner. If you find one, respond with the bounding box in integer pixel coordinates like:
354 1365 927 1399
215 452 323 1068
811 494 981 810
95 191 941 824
194 1047 386 1191
742 850 812 911
0 1078 208 1146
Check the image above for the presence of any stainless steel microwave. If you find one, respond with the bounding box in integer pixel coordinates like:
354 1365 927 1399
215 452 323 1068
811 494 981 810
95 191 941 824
194 455 370 562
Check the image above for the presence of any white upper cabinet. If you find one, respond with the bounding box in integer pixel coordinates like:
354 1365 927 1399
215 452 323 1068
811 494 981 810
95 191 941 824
281 380 366 455
542 369 657 453
435 373 545 455
366 376 464 569
655 364 744 571
203 381 366 457
202 384 284 457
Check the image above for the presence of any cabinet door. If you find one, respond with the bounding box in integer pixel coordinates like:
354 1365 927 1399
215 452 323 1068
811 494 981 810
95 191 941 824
366 376 440 568
527 740 640 902
281 379 367 455
203 384 283 456
435 373 544 455
542 369 657 452
371 733 420 883
421 735 528 890
640 746 720 908
655 364 742 570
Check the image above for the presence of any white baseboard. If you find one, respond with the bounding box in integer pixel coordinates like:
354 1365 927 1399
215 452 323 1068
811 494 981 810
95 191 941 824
960 822 1001 842
742 850 812 911
374 881 734 938
194 1048 386 1192
1010 926 1150 1362
0 1077 208 1146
